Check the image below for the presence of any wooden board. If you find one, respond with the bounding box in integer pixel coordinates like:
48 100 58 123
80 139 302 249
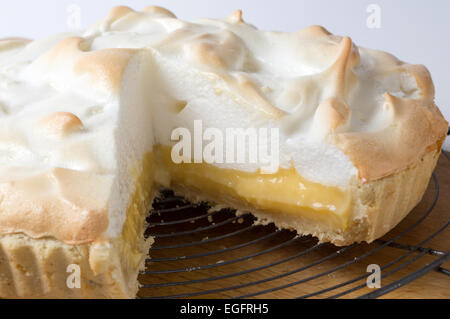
138 154 450 299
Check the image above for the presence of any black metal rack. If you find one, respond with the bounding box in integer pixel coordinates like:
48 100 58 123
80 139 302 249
138 152 450 299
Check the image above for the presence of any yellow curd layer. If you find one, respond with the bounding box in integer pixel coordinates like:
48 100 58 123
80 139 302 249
119 152 155 281
154 146 351 229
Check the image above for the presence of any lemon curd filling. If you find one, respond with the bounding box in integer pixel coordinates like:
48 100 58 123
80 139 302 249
154 146 352 230
118 152 155 285
118 144 352 281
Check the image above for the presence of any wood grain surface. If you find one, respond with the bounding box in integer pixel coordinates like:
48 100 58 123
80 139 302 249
138 154 450 299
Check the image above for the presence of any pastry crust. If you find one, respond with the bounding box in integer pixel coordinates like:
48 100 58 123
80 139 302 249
0 234 153 298
0 235 129 298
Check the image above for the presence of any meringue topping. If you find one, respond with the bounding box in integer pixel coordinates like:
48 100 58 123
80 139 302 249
0 6 446 244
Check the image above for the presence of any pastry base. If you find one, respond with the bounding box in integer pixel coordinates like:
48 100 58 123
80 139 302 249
0 234 152 298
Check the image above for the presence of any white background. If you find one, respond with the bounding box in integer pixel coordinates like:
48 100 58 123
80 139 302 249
0 0 448 149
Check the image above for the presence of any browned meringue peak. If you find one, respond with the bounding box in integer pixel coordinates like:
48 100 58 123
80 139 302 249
26 37 139 97
380 64 435 101
80 6 126 36
232 74 286 119
401 65 432 98
306 37 358 135
326 47 447 180
280 36 358 135
313 97 351 137
141 5 177 18
95 5 135 32
183 30 248 71
87 5 178 36
226 10 244 24
100 5 177 31
39 112 84 137
333 92 447 181
103 4 176 21
286 26 358 72
323 37 360 99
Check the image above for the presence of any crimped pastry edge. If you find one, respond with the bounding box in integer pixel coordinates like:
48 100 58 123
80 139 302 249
0 234 153 299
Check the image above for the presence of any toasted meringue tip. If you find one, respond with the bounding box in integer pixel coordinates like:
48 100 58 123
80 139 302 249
401 64 435 99
141 6 176 18
107 5 135 18
236 75 286 119
99 5 135 30
189 42 227 69
39 112 84 137
46 36 89 56
383 91 395 101
337 37 360 65
382 92 398 115
321 36 360 99
314 98 351 133
227 10 243 23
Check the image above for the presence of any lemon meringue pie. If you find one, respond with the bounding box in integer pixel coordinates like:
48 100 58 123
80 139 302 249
0 6 447 298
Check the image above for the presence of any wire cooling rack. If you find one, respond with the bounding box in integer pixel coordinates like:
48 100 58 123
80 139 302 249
138 152 450 299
